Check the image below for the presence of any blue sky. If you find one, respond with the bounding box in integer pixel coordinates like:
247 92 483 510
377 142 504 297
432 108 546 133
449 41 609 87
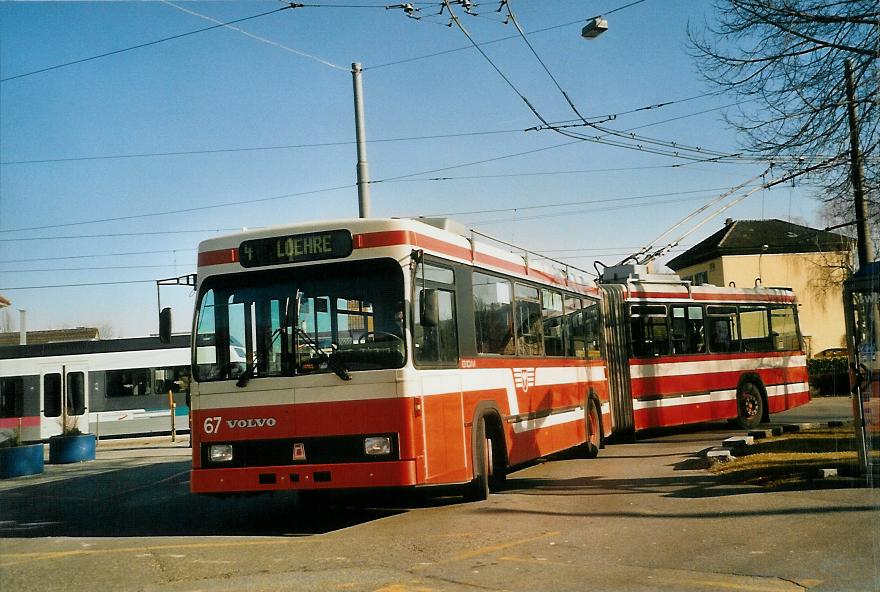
0 1 822 337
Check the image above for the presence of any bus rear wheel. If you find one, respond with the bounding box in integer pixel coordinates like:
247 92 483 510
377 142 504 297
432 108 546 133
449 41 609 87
735 380 765 430
583 399 601 459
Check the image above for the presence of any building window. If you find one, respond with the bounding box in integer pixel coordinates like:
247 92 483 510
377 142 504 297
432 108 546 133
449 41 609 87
692 271 709 286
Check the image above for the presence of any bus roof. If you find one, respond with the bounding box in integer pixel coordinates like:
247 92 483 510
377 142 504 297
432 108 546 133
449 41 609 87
196 217 598 294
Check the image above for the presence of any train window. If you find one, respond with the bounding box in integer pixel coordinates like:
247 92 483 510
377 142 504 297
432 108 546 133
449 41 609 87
473 272 514 355
515 284 544 357
44 373 62 417
67 372 85 416
154 366 191 394
106 369 152 397
0 378 24 419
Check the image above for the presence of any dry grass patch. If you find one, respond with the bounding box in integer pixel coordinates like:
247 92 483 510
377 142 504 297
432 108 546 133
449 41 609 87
709 427 864 487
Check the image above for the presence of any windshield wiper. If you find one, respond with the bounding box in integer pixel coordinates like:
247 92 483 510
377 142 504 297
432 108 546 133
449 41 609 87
293 290 351 381
236 327 282 388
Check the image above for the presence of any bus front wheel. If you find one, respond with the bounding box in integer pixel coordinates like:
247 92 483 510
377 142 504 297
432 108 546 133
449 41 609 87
466 417 495 501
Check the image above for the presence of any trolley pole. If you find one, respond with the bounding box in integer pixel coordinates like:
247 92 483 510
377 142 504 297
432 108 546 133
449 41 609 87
352 62 371 218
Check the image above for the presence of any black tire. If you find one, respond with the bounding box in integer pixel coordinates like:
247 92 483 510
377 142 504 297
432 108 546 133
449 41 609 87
465 418 491 501
583 398 601 459
735 380 765 429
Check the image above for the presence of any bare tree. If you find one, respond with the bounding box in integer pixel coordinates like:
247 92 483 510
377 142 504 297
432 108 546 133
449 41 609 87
689 1 879 243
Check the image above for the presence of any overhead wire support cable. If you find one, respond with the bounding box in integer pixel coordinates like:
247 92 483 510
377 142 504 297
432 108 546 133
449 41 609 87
503 1 587 123
1 5 298 82
162 1 347 71
440 0 551 128
636 156 845 265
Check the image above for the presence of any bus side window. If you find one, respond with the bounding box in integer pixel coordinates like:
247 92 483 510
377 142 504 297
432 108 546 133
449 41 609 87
670 305 706 355
414 262 458 366
630 305 669 357
473 272 515 355
415 288 458 365
770 305 800 351
739 305 772 352
564 296 585 358
541 289 565 357
583 299 602 359
515 284 544 357
707 306 740 353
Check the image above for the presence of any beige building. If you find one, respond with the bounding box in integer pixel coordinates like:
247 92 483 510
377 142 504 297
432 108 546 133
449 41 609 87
667 219 853 357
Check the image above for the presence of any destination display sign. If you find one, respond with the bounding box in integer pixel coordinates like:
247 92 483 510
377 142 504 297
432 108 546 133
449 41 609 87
238 229 353 268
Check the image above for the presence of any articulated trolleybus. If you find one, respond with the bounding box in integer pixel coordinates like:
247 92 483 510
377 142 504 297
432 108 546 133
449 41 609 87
184 217 808 499
597 264 810 436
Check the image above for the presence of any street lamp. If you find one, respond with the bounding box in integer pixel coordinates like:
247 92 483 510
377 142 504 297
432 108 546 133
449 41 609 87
581 16 608 39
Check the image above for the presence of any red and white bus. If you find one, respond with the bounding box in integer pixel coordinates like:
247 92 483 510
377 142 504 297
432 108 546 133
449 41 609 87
598 265 809 438
177 217 808 499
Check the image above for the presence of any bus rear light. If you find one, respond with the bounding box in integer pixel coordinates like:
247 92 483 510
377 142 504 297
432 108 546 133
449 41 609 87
292 443 306 461
209 444 234 463
364 436 392 456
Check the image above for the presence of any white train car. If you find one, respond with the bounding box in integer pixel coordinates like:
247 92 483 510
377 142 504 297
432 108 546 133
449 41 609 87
0 335 190 442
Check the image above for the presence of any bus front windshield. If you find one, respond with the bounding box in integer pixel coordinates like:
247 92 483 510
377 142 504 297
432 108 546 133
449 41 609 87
194 259 405 382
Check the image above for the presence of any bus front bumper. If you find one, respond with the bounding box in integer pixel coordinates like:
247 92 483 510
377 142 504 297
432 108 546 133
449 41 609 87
190 460 418 494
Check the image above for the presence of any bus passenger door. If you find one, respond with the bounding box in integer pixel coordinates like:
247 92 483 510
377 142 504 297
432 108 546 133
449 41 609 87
39 363 89 438
420 372 466 484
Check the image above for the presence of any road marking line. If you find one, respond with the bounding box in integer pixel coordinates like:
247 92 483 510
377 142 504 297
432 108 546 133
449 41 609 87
413 531 560 568
0 538 306 567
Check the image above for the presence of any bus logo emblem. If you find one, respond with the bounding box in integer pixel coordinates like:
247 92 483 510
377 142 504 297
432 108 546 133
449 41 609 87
513 368 536 392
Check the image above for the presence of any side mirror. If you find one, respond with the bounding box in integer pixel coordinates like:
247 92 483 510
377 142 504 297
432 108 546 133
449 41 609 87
159 307 172 344
419 289 439 328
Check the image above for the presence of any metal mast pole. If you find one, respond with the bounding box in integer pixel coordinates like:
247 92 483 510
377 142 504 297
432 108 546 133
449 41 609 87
845 59 875 266
352 62 371 218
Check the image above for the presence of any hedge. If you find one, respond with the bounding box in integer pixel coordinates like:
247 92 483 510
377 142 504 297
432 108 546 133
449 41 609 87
807 356 850 396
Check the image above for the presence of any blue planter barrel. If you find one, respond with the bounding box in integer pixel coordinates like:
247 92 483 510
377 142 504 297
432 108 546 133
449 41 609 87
49 434 97 464
0 443 45 478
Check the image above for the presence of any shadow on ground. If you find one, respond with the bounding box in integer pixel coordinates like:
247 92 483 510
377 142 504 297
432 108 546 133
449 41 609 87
0 460 415 538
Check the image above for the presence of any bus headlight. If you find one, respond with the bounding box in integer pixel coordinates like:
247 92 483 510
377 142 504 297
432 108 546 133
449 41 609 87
364 436 391 456
209 444 234 462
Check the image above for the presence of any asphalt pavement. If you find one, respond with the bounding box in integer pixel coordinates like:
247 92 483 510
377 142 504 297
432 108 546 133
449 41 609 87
1 396 877 592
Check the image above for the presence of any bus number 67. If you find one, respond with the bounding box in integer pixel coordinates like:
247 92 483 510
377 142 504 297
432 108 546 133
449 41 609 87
203 417 222 434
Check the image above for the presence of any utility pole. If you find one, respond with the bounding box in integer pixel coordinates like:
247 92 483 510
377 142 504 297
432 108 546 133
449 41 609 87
352 62 371 218
845 59 875 266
